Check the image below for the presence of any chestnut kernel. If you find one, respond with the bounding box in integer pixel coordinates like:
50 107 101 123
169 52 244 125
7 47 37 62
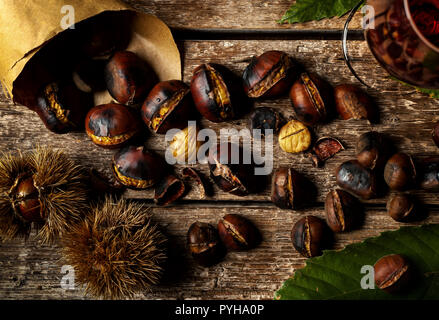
271 167 312 210
384 153 416 191
325 189 360 233
105 51 158 105
278 120 312 154
356 131 387 170
36 82 93 134
85 103 141 149
217 214 261 251
249 107 284 138
374 254 412 294
387 194 416 222
154 175 185 206
112 146 165 189
291 216 331 258
334 84 377 122
336 160 378 200
142 80 194 134
187 222 225 266
190 63 236 123
309 137 344 167
418 157 439 190
243 51 298 99
290 73 332 126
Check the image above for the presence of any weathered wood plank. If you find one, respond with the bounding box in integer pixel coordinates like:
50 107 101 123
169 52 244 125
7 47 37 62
122 0 364 30
0 205 437 300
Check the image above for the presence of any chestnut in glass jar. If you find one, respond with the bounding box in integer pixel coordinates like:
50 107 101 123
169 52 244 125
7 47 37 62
217 214 261 251
289 73 332 126
336 160 378 200
334 84 377 123
291 216 332 258
85 103 142 149
142 80 194 134
112 146 165 189
384 153 416 191
105 51 158 105
190 63 237 123
325 189 360 233
374 254 412 294
243 51 298 99
187 222 226 266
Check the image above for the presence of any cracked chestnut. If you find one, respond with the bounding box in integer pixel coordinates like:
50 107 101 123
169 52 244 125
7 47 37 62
187 222 225 266
336 160 378 200
112 146 165 189
290 73 332 126
291 216 332 258
142 80 194 134
105 51 158 105
271 167 312 210
243 51 298 99
36 81 93 134
356 131 387 170
217 214 261 251
154 175 185 206
387 194 416 222
249 107 284 138
309 137 344 167
190 63 237 123
325 189 360 233
85 103 141 149
334 84 377 122
374 254 412 294
15 176 43 223
384 153 416 191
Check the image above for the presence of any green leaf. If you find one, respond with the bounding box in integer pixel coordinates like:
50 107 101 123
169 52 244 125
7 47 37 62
275 224 439 300
390 77 439 99
279 0 361 24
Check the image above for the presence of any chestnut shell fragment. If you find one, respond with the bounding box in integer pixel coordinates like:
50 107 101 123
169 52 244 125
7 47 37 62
217 214 261 251
154 175 185 206
112 146 165 189
142 80 194 134
187 222 226 266
309 137 344 167
336 160 378 200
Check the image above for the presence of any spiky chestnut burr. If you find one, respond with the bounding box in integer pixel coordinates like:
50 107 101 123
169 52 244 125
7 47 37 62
61 197 167 299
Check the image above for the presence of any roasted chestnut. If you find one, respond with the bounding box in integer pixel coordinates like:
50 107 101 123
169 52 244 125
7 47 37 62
15 176 43 223
154 175 185 206
36 81 93 134
356 131 387 170
291 216 332 258
249 107 284 138
271 167 313 210
387 194 417 222
85 103 142 149
309 137 344 167
289 73 332 126
374 254 412 294
384 153 416 191
112 146 165 189
278 120 312 154
336 160 378 200
418 157 439 190
105 51 158 105
208 143 255 196
187 222 226 266
190 63 237 123
217 214 261 251
142 80 194 134
334 84 377 122
243 51 298 99
325 189 360 233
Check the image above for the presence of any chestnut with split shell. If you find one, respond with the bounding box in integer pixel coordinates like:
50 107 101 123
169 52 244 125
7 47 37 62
187 222 226 266
291 216 332 258
336 160 378 200
374 254 412 294
154 175 185 206
217 214 261 251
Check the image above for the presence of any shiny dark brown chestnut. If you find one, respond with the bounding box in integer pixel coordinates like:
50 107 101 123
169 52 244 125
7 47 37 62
384 153 416 191
154 175 185 206
112 146 165 189
187 222 226 266
208 143 255 196
334 84 377 122
217 214 261 251
271 167 312 210
432 121 439 148
249 107 284 137
105 51 158 105
309 137 344 167
374 254 412 294
36 82 93 134
190 63 237 123
291 216 331 258
15 176 43 223
85 103 141 149
142 80 193 134
243 51 298 99
336 160 378 200
387 194 416 222
289 73 332 126
418 157 439 190
325 189 360 233
356 131 387 170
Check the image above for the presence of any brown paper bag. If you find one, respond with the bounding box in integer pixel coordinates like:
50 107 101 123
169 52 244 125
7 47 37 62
0 0 181 108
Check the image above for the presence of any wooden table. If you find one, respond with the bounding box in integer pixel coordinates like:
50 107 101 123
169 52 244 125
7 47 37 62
1 0 439 300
